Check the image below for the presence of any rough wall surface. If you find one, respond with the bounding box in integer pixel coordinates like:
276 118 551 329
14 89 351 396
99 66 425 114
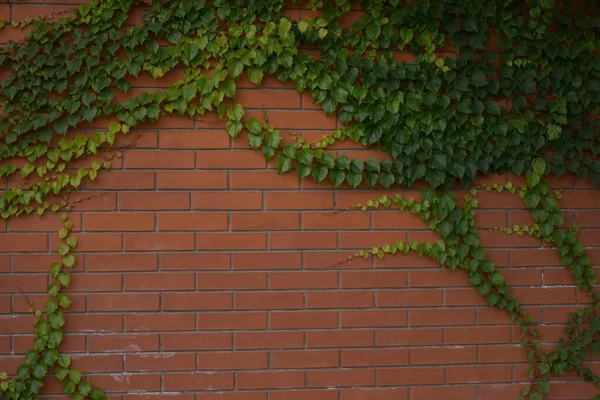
0 2 599 400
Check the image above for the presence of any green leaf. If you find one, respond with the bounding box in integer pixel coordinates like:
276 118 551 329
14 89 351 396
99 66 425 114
226 104 244 121
297 163 312 179
532 158 546 176
312 164 328 182
366 23 381 41
297 148 313 165
535 380 550 395
247 68 264 85
277 155 292 173
69 369 82 384
246 118 262 134
226 120 243 137
298 21 309 33
330 169 345 187
365 158 380 173
524 191 541 208
347 172 363 187
58 354 71 368
42 349 58 367
470 70 487 87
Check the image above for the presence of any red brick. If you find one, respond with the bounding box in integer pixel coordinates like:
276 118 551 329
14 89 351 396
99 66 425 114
88 334 159 352
342 389 407 400
271 311 338 329
159 130 230 149
268 111 336 129
235 292 303 310
412 347 477 365
478 346 528 363
197 272 267 290
307 330 374 348
307 369 375 388
269 271 338 289
157 212 227 231
372 211 428 230
126 395 197 400
84 212 155 232
307 290 374 309
340 231 407 249
125 150 195 169
162 292 232 311
12 5 76 20
409 269 469 287
235 331 304 349
85 171 155 190
511 249 560 266
87 253 158 271
303 250 372 269
341 349 408 367
447 365 512 383
198 352 268 370
233 252 301 270
198 312 267 330
70 354 123 373
270 231 337 249
0 255 8 272
194 192 263 210
125 273 195 291
9 213 81 232
445 326 510 344
341 271 407 289
266 192 334 209
575 210 600 227
0 234 48 252
236 371 305 389
162 333 232 351
411 308 476 326
124 233 195 251
231 212 300 231
511 287 576 304
342 310 407 328
477 384 528 400
120 192 191 210
411 386 477 400
197 394 267 400
560 191 600 208
163 372 233 391
89 294 159 311
90 373 161 392
303 211 370 230
160 252 230 271
196 150 266 169
377 289 442 307
197 232 266 250
271 350 339 368
157 171 228 190
126 313 195 331
50 233 122 252
54 321 103 342
126 353 196 371
479 230 541 247
377 328 443 347
0 275 47 293
231 171 299 189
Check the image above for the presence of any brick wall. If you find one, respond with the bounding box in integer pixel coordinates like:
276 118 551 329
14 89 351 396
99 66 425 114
1 2 599 400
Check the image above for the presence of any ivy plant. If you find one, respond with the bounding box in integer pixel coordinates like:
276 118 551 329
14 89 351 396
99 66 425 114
0 0 598 399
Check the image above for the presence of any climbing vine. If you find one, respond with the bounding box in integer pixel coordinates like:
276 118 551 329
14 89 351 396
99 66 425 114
0 0 599 399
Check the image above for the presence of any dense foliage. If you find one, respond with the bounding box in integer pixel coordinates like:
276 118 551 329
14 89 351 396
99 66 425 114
0 0 598 399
